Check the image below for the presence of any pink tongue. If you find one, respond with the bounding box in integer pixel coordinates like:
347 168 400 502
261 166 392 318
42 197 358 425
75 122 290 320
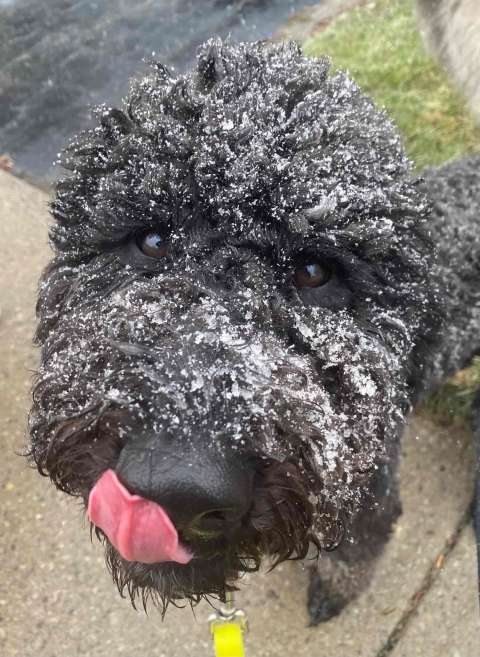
88 469 192 565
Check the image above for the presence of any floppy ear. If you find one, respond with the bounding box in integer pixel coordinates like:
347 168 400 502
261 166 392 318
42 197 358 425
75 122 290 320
471 388 480 601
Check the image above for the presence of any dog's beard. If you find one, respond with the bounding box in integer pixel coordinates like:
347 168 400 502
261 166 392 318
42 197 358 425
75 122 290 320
100 459 316 612
96 347 403 613
98 349 404 610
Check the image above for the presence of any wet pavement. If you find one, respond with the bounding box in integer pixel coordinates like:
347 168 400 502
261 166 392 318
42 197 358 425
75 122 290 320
0 170 478 656
0 0 321 184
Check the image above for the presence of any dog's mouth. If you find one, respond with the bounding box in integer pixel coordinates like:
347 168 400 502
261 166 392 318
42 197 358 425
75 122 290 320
89 459 319 609
88 469 194 565
88 469 256 568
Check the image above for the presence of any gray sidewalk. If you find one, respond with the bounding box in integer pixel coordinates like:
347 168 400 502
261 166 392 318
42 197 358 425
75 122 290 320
0 170 477 656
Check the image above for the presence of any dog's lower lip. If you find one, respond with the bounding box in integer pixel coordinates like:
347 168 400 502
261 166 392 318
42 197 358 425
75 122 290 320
184 528 224 541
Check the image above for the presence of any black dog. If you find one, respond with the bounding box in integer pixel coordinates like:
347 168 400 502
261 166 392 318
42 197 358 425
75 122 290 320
29 39 480 623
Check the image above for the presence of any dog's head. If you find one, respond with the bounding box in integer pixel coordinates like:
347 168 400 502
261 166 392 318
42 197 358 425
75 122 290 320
29 39 442 611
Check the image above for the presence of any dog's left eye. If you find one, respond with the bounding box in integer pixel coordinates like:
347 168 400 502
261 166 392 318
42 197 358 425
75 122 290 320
294 262 331 288
137 231 169 258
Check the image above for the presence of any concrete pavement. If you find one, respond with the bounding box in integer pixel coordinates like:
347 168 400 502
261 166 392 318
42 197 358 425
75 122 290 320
0 170 477 656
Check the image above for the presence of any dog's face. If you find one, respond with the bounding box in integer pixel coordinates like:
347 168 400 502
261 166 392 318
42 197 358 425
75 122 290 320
29 40 441 610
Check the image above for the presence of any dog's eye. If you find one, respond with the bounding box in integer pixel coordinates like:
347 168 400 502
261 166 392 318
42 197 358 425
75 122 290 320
137 231 169 258
294 262 330 288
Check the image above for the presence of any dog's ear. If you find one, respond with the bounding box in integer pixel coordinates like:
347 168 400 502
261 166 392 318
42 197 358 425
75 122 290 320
100 108 132 145
197 38 227 90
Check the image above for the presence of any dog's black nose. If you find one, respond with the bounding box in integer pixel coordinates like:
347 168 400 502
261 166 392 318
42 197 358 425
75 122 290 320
115 435 254 536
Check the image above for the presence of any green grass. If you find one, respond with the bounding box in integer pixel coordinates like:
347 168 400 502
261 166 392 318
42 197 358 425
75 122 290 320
303 0 480 170
422 358 480 426
303 0 480 424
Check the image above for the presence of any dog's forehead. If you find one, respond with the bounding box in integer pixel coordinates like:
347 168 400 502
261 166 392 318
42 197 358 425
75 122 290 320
126 65 404 227
50 39 426 258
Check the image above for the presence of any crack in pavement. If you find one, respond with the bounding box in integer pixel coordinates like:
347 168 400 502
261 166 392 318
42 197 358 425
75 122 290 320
375 501 474 657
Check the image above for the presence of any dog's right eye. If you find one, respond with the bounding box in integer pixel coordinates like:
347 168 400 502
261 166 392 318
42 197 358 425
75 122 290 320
137 231 169 258
294 262 331 288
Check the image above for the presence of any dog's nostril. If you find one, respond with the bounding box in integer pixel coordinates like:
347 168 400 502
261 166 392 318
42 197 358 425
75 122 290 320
197 509 229 529
184 509 232 541
180 508 248 544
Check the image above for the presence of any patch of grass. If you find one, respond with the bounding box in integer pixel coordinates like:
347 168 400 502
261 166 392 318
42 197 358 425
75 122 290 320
303 0 479 425
421 359 480 425
303 0 480 170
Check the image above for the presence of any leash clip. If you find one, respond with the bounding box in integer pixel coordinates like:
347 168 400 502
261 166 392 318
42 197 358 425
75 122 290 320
208 591 248 657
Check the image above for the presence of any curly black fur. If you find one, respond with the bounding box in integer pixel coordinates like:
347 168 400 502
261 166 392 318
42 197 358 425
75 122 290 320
28 39 480 619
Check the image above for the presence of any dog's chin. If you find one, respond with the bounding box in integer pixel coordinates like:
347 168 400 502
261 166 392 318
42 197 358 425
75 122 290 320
100 510 316 612
102 539 263 611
